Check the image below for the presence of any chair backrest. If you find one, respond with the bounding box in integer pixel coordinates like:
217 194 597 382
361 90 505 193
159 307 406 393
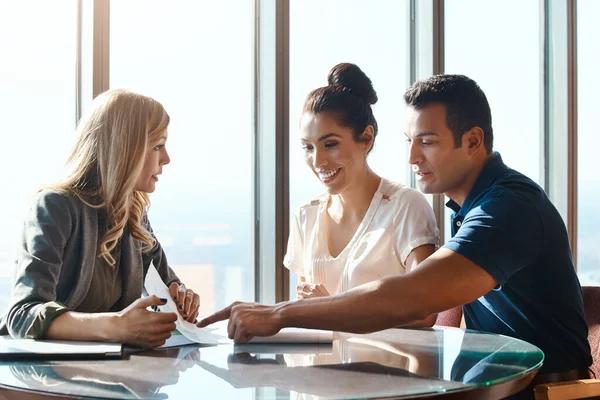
435 306 463 328
533 287 600 400
582 286 600 377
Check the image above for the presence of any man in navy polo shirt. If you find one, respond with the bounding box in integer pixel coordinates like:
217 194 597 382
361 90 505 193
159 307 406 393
199 75 592 384
402 75 591 379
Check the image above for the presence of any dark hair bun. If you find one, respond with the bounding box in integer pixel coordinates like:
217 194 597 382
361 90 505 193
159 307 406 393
327 63 378 105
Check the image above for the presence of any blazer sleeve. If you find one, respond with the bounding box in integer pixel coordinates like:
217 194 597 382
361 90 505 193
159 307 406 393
141 216 180 287
2 191 74 338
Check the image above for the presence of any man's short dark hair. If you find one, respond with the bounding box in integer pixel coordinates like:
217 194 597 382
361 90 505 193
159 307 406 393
404 74 493 153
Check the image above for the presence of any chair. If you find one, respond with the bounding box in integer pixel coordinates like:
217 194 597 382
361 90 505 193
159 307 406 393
534 286 600 400
583 286 600 378
435 306 463 328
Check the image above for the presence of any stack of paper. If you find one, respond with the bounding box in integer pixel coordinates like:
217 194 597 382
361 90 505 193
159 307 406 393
144 262 222 345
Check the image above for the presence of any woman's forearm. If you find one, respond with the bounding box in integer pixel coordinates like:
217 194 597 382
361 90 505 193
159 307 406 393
45 296 179 349
45 311 118 341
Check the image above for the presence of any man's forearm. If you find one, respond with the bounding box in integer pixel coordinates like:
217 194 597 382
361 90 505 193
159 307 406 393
272 249 497 333
274 277 428 333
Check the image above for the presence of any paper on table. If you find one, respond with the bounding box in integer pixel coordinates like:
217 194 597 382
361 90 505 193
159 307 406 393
248 328 333 344
212 321 333 344
0 336 122 360
144 262 221 345
234 342 333 355
158 330 196 349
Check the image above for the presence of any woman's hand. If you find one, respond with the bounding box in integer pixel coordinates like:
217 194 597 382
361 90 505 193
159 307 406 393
169 282 200 322
112 296 177 348
296 282 330 299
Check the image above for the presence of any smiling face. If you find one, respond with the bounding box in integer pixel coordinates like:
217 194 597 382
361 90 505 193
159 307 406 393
300 112 372 195
405 103 476 198
135 129 170 193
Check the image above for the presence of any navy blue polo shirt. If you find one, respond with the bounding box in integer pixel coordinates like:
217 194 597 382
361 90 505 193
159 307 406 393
444 153 592 373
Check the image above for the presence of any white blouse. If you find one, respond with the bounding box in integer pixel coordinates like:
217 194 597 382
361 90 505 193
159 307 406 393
284 178 439 295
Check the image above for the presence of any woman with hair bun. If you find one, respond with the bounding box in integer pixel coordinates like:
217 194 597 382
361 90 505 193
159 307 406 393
0 89 200 348
285 63 439 326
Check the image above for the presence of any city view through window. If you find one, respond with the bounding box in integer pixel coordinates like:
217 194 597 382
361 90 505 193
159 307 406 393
0 1 598 319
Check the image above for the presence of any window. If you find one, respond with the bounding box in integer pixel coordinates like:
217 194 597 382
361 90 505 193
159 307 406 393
288 0 410 292
444 0 543 245
0 1 78 315
577 0 600 285
445 0 543 184
1 1 595 318
110 1 255 314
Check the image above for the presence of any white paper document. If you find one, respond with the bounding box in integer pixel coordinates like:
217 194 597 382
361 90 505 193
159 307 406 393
0 336 122 360
144 262 222 345
248 328 333 344
159 330 197 349
212 321 333 344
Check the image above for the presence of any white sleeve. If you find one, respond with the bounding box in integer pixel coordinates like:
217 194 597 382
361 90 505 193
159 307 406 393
283 211 305 277
393 189 440 269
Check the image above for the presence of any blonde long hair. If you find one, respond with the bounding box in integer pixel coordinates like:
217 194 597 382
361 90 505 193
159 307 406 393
51 89 170 264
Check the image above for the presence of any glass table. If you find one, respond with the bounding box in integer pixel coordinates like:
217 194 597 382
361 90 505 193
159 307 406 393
0 327 543 399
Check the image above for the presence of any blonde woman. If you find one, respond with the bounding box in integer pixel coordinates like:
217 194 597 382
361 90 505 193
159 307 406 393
0 89 199 349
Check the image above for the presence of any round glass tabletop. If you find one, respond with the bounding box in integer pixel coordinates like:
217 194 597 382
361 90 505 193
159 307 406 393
0 327 543 399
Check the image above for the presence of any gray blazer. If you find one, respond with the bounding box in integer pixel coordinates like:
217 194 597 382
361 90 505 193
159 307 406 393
0 190 180 338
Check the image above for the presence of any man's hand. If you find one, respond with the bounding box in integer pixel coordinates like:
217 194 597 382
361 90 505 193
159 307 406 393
296 282 330 299
112 296 177 348
169 282 200 322
197 302 283 342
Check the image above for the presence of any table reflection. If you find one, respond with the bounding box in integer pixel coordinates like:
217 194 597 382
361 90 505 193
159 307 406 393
0 328 543 400
204 338 467 399
4 346 202 399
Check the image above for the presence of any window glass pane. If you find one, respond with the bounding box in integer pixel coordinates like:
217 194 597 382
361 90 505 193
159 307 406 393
288 0 410 293
444 0 542 246
577 0 600 285
111 1 254 314
0 1 77 315
445 0 542 183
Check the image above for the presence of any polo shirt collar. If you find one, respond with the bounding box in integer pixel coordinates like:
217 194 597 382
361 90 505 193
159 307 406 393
445 152 507 215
